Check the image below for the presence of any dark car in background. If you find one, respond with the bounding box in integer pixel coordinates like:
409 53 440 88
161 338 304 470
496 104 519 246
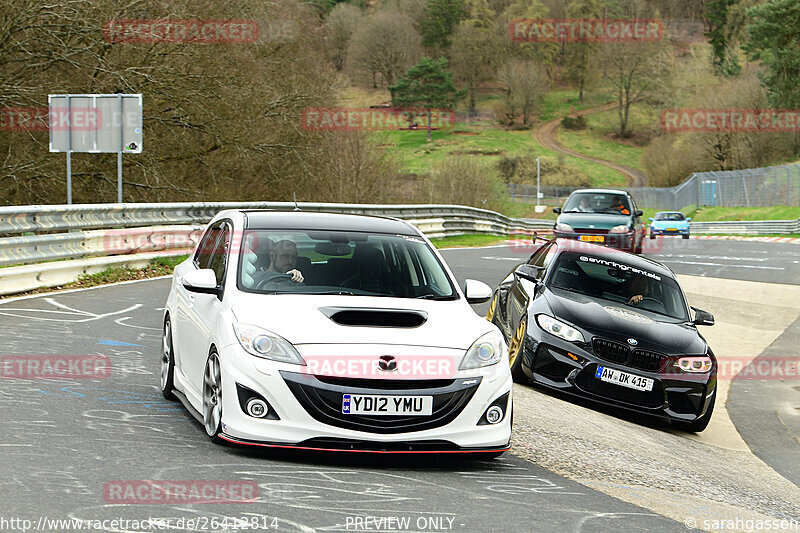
486 238 717 432
553 189 646 253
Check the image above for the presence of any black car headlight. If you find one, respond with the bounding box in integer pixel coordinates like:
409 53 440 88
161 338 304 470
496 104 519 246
674 356 713 373
535 314 585 343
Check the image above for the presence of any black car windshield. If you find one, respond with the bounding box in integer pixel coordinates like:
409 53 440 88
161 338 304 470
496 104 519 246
563 193 631 214
548 252 689 320
655 212 685 221
237 230 457 299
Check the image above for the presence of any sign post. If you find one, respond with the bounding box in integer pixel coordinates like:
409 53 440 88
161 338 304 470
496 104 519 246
49 94 142 204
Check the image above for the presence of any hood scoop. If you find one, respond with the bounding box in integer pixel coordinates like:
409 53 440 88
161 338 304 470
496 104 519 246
320 307 427 328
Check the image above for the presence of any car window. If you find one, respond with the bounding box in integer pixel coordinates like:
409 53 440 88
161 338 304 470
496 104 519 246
563 193 630 214
207 224 231 286
194 223 223 269
547 252 688 320
655 213 685 221
237 230 457 299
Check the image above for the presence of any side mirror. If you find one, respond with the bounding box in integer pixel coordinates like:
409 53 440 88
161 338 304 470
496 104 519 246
552 207 561 214
686 217 692 222
183 269 221 296
514 264 544 284
648 217 654 222
691 307 714 326
464 279 492 304
635 210 643 217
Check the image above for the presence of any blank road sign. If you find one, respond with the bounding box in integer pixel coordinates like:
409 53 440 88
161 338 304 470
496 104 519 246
49 94 142 153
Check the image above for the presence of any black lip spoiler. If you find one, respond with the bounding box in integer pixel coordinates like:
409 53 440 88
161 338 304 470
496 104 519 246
218 434 511 454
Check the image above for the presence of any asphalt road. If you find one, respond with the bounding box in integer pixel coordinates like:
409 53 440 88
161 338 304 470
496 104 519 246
1 238 798 532
0 279 682 532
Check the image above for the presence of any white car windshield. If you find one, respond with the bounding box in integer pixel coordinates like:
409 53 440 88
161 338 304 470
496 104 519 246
237 230 457 299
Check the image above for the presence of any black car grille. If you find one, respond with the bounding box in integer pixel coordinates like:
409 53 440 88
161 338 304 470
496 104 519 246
630 349 665 372
592 338 630 364
280 371 479 434
575 365 664 408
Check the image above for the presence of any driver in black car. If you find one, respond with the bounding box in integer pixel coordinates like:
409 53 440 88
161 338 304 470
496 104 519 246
619 275 649 305
266 239 304 283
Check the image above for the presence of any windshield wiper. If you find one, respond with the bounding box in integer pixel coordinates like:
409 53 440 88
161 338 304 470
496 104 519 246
416 294 456 300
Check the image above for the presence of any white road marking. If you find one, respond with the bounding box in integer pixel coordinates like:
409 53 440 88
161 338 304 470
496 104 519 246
660 260 784 270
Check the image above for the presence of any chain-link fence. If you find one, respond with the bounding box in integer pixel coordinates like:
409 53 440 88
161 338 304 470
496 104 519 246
509 163 800 211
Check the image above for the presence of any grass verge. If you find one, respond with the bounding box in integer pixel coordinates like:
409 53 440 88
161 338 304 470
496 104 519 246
430 234 508 248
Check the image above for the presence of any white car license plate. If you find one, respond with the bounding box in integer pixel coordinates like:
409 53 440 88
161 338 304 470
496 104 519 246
595 366 653 392
342 394 433 416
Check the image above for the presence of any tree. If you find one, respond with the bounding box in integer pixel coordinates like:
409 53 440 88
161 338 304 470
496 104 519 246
600 40 674 137
348 9 422 88
0 0 345 205
325 3 362 71
704 0 741 76
389 57 466 142
564 0 603 103
420 0 466 50
497 58 549 127
746 0 800 109
500 0 558 79
450 15 501 114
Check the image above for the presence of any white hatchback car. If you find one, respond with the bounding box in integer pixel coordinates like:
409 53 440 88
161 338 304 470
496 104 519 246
161 210 512 456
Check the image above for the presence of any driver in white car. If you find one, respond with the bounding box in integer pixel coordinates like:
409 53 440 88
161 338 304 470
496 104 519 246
267 239 304 283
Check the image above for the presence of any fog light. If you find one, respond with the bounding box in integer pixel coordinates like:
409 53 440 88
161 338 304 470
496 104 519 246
485 406 504 424
246 398 268 418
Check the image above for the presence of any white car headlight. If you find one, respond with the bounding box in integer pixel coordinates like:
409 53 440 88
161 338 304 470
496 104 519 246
610 225 631 233
675 356 713 373
536 314 584 343
555 223 573 232
232 323 305 365
460 330 506 370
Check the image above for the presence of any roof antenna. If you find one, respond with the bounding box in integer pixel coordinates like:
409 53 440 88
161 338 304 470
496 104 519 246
293 192 301 211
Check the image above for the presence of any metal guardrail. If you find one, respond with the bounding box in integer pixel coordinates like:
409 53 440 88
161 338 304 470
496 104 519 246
0 202 554 267
689 219 800 235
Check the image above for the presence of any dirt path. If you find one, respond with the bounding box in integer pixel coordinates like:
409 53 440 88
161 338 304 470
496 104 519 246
533 101 649 186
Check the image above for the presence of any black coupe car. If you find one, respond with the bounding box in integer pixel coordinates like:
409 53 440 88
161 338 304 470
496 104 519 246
486 238 717 432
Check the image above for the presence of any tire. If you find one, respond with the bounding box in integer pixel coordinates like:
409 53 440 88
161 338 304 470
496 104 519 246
649 233 656 239
160 317 176 401
508 317 528 382
682 234 690 239
634 237 643 254
202 351 224 443
672 392 715 433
